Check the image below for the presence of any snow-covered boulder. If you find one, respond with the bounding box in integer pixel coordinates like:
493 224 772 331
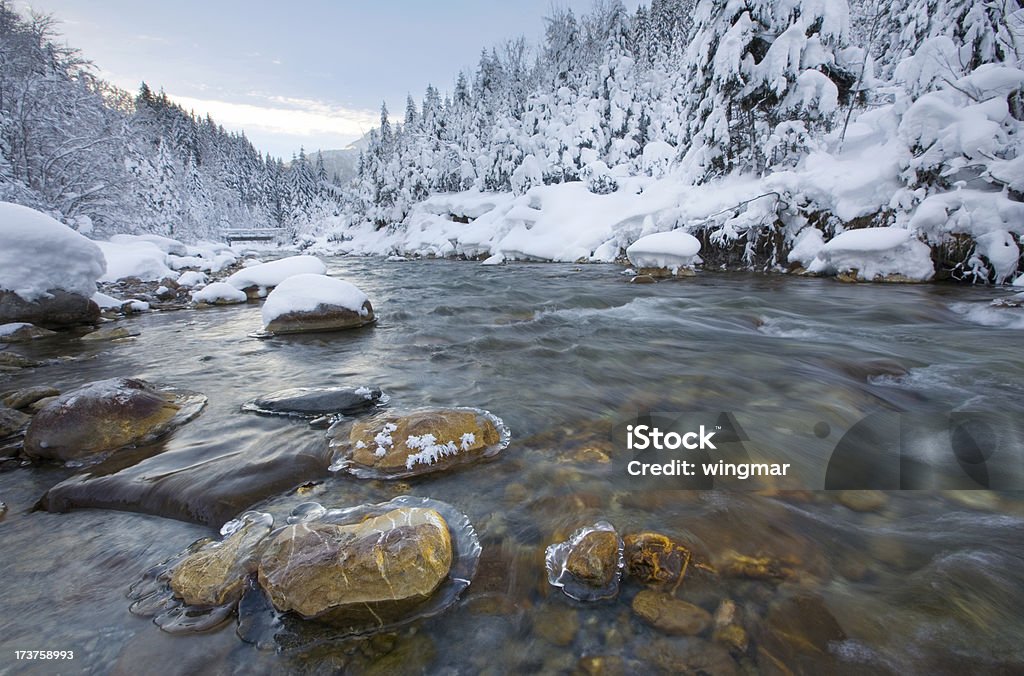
0 201 104 326
808 227 934 282
787 227 826 269
261 273 374 335
626 231 702 275
110 233 188 257
0 322 56 342
191 282 248 305
224 255 326 298
95 238 175 282
175 271 208 288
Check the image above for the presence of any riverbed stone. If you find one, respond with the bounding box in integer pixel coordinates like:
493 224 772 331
717 550 798 582
632 590 712 636
0 351 40 369
635 637 737 675
80 325 139 342
837 489 889 512
565 529 620 588
0 323 57 342
623 532 690 588
574 655 626 676
170 518 270 606
257 507 452 618
0 289 100 328
534 605 580 646
346 408 501 476
23 377 185 461
2 386 60 410
755 593 846 674
0 405 31 437
264 299 375 335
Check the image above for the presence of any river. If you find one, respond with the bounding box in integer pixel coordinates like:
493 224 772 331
1 257 1023 674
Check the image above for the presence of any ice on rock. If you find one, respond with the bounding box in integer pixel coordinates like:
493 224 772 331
0 201 106 301
626 231 702 273
808 227 934 282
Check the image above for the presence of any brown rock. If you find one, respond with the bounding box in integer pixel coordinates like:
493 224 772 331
565 530 620 588
574 655 626 676
2 386 60 410
264 299 375 334
80 325 139 342
28 396 59 413
624 532 691 588
23 378 185 461
718 550 798 582
630 275 657 284
257 507 452 618
534 605 580 646
636 637 738 675
0 323 57 342
755 594 846 675
170 517 271 606
837 490 888 512
0 289 100 328
632 590 712 636
346 408 501 476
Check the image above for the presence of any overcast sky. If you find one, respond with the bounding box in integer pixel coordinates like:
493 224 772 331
22 1 640 159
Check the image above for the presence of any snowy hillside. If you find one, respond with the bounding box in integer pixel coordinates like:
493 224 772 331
311 0 1024 284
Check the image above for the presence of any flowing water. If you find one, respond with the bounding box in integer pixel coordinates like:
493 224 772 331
1 258 1023 674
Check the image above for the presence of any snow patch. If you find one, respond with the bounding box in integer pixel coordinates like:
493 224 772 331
808 227 934 281
224 255 326 292
191 282 247 305
626 230 701 272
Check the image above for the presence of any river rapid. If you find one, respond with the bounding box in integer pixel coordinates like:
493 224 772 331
1 257 1023 674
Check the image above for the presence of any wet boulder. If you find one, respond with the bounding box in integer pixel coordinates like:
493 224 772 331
0 405 31 438
0 290 100 329
329 407 509 478
170 513 273 607
257 507 453 618
23 377 206 462
243 386 386 419
546 521 624 601
260 273 375 335
623 532 692 588
2 386 60 411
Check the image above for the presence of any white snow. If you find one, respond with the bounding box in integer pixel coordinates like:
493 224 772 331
626 230 702 272
224 255 326 292
788 227 826 267
260 273 370 326
808 227 934 281
191 282 247 305
95 238 174 282
0 322 31 337
92 291 125 309
110 233 187 256
1013 274 1024 288
175 270 207 288
0 201 106 301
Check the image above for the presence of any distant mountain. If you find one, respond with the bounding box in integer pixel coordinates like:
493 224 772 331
301 135 370 185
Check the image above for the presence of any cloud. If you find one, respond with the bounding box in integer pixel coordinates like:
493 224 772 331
167 94 379 140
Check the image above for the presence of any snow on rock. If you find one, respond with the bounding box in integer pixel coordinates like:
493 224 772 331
92 291 126 309
788 227 826 267
261 273 373 334
626 231 702 273
1013 274 1024 288
224 255 327 295
0 201 106 301
175 271 208 288
973 231 1020 285
808 227 934 282
110 233 187 256
191 282 247 305
95 239 174 282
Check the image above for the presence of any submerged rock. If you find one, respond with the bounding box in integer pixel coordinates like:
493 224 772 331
0 351 40 369
632 590 712 636
0 322 57 342
258 507 453 618
328 407 510 479
23 377 206 462
80 325 139 341
546 521 623 601
754 593 846 674
243 386 387 419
